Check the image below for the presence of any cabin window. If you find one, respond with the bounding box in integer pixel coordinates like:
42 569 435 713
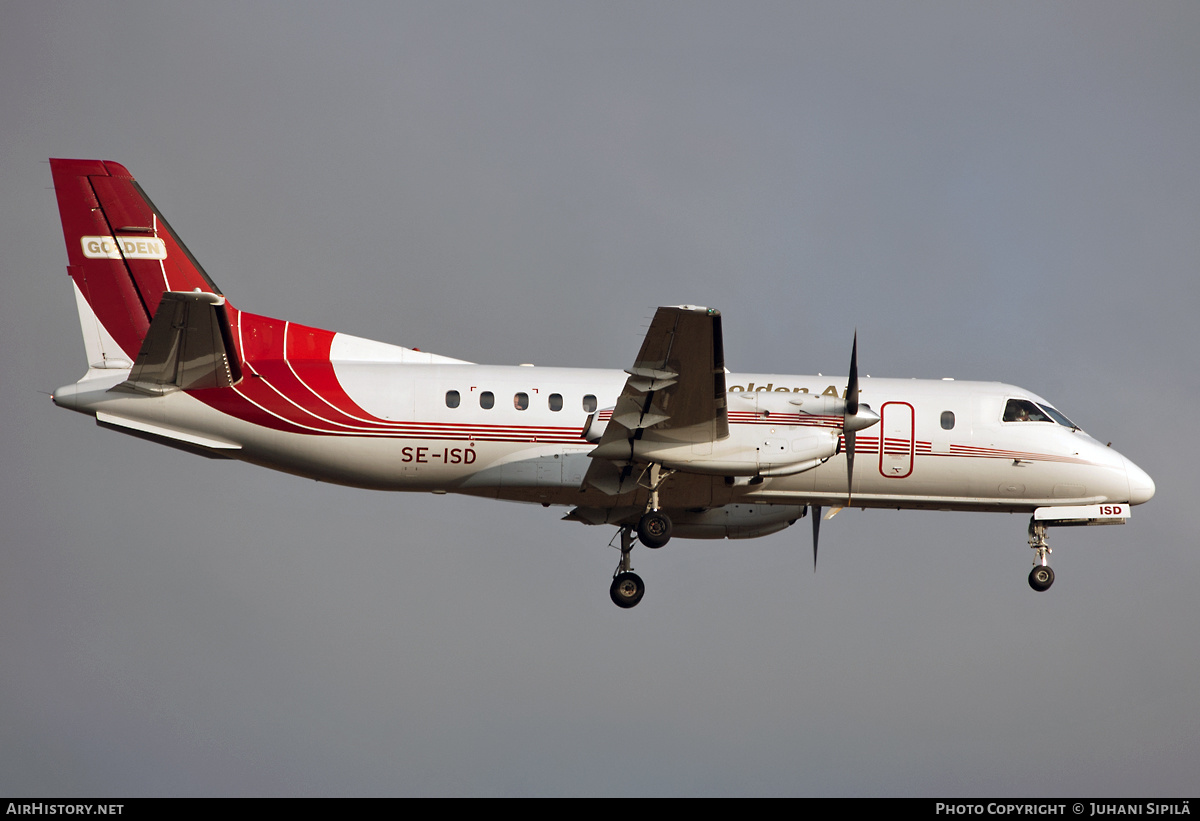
445 390 460 409
480 391 495 409
514 392 529 410
548 393 563 412
583 394 598 413
1002 398 1051 423
940 411 955 430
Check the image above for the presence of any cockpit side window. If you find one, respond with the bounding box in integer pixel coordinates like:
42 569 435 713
1002 398 1051 423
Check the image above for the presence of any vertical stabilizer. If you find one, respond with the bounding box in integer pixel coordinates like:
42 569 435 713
49 159 224 367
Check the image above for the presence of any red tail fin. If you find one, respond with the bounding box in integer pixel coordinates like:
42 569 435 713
50 159 224 363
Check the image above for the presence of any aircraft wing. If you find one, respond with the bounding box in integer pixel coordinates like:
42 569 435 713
583 305 728 494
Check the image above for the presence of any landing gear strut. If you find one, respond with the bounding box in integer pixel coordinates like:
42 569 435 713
608 464 675 608
636 463 673 549
1028 519 1055 592
610 526 645 608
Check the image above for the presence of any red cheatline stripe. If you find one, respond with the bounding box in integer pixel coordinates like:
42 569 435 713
195 316 1095 458
947 444 1089 464
190 315 591 441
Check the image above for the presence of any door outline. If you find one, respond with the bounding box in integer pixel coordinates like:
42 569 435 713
878 401 915 479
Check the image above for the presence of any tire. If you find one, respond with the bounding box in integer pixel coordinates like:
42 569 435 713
1028 565 1055 592
610 572 645 608
637 511 672 549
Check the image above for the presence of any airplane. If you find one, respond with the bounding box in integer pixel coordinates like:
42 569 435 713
47 158 1155 608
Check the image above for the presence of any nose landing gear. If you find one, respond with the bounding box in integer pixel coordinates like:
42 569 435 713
1028 519 1054 592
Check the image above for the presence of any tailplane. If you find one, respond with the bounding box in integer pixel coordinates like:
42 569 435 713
50 159 224 369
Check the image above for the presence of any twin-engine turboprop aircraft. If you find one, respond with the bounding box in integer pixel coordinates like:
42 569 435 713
48 159 1155 608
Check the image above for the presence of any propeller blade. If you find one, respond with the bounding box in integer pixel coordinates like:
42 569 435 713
844 331 860 502
846 429 856 503
812 503 822 570
846 331 860 416
819 333 873 567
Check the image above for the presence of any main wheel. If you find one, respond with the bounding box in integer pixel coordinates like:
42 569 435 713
637 511 672 549
610 572 645 608
1028 565 1055 592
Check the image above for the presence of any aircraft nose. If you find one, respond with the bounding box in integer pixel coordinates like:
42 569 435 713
1123 456 1155 505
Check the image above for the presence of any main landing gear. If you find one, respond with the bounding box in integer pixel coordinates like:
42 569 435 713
637 511 671 548
609 515 671 609
610 526 645 608
1027 519 1055 592
610 518 666 609
610 463 674 608
636 463 673 549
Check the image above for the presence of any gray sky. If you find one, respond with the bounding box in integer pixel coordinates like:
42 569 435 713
2 1 1197 796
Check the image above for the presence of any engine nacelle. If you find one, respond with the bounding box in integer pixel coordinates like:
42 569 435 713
623 425 839 477
668 504 806 539
727 390 846 419
566 503 806 540
587 390 863 477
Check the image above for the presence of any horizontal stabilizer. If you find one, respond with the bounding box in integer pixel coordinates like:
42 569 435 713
122 291 242 394
96 412 240 459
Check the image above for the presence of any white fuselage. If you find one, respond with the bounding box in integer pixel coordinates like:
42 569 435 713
54 334 1153 518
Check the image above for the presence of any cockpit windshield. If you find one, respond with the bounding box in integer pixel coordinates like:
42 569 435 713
1002 398 1080 429
1037 403 1079 430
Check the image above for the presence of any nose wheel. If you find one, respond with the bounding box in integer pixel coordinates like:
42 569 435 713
1028 519 1055 592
